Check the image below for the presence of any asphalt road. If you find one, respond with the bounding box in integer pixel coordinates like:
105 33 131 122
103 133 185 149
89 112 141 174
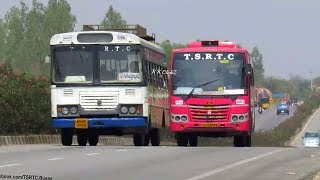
0 145 320 180
292 108 320 147
254 105 297 131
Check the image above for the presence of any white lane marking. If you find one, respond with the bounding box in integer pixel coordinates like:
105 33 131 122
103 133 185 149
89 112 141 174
116 149 128 152
85 153 100 156
0 164 21 168
48 157 64 161
185 148 287 180
292 108 320 146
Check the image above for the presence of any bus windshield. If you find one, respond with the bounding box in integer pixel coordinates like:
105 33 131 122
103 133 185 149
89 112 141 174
52 45 143 84
172 52 246 96
52 46 93 83
98 45 143 83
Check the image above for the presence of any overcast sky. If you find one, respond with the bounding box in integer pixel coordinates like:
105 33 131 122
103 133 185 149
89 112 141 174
1 0 319 79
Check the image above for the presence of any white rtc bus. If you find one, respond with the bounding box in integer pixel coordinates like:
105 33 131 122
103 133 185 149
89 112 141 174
50 25 170 146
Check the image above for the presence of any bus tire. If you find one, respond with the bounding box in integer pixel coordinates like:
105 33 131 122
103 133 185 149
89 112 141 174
144 134 150 146
188 134 198 147
151 128 160 146
88 131 99 146
245 135 252 147
233 135 242 147
234 134 251 147
77 133 88 146
177 133 188 146
61 128 73 146
133 133 145 146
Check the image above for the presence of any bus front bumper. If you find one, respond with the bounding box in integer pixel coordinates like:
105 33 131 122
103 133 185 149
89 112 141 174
52 117 148 128
170 121 250 133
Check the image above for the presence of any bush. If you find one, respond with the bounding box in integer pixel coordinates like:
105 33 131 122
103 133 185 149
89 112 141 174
0 63 51 135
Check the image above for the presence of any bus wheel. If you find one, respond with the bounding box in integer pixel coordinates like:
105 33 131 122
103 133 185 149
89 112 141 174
144 134 150 146
177 133 188 146
88 131 99 146
188 134 198 147
233 136 242 147
133 133 145 146
245 135 252 147
234 134 251 147
151 128 160 146
61 128 73 146
77 133 88 146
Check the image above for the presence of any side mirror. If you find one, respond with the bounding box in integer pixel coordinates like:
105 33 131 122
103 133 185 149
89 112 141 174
245 64 253 75
244 64 254 85
301 137 304 139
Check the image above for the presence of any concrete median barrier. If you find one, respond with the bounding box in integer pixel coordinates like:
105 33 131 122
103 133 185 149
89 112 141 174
0 135 133 146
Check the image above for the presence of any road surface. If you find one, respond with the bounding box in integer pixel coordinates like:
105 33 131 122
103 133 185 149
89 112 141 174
292 108 320 147
0 145 320 180
255 105 297 131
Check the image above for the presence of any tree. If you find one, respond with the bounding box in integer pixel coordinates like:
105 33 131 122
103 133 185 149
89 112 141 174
159 40 187 68
3 3 27 72
251 46 265 86
0 19 6 62
42 0 76 76
101 5 127 28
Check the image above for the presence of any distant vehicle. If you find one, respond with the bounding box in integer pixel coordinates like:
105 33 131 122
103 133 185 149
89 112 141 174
260 98 270 109
302 132 320 148
276 102 289 115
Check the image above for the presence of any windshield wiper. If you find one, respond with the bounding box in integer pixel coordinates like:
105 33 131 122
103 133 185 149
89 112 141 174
184 79 220 100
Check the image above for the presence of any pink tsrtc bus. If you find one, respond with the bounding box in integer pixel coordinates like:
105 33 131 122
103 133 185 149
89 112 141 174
169 40 255 147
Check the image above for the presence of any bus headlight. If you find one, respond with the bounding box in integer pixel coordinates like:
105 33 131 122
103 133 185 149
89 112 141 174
232 115 238 121
120 104 143 115
231 113 249 123
121 106 128 114
181 116 188 121
129 106 136 114
70 107 77 114
171 114 188 122
62 107 69 115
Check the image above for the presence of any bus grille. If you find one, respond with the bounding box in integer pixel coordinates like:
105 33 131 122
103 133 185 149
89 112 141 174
189 104 230 121
80 91 119 111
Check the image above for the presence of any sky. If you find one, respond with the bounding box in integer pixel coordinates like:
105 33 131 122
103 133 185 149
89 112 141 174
1 0 320 79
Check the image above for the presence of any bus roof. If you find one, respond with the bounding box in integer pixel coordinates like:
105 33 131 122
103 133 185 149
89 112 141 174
50 31 165 54
172 40 248 53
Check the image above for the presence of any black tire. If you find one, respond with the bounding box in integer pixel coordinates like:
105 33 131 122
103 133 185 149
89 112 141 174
88 131 99 146
177 133 188 146
287 111 289 115
77 133 88 146
144 134 150 146
188 134 198 147
245 135 252 147
151 128 161 146
133 133 145 146
61 128 73 146
234 136 242 147
234 134 251 147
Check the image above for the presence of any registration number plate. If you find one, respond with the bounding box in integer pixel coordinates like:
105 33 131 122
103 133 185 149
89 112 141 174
75 118 88 129
200 123 218 128
281 110 284 112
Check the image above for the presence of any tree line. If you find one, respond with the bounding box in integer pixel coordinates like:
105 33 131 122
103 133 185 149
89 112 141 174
0 1 311 95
